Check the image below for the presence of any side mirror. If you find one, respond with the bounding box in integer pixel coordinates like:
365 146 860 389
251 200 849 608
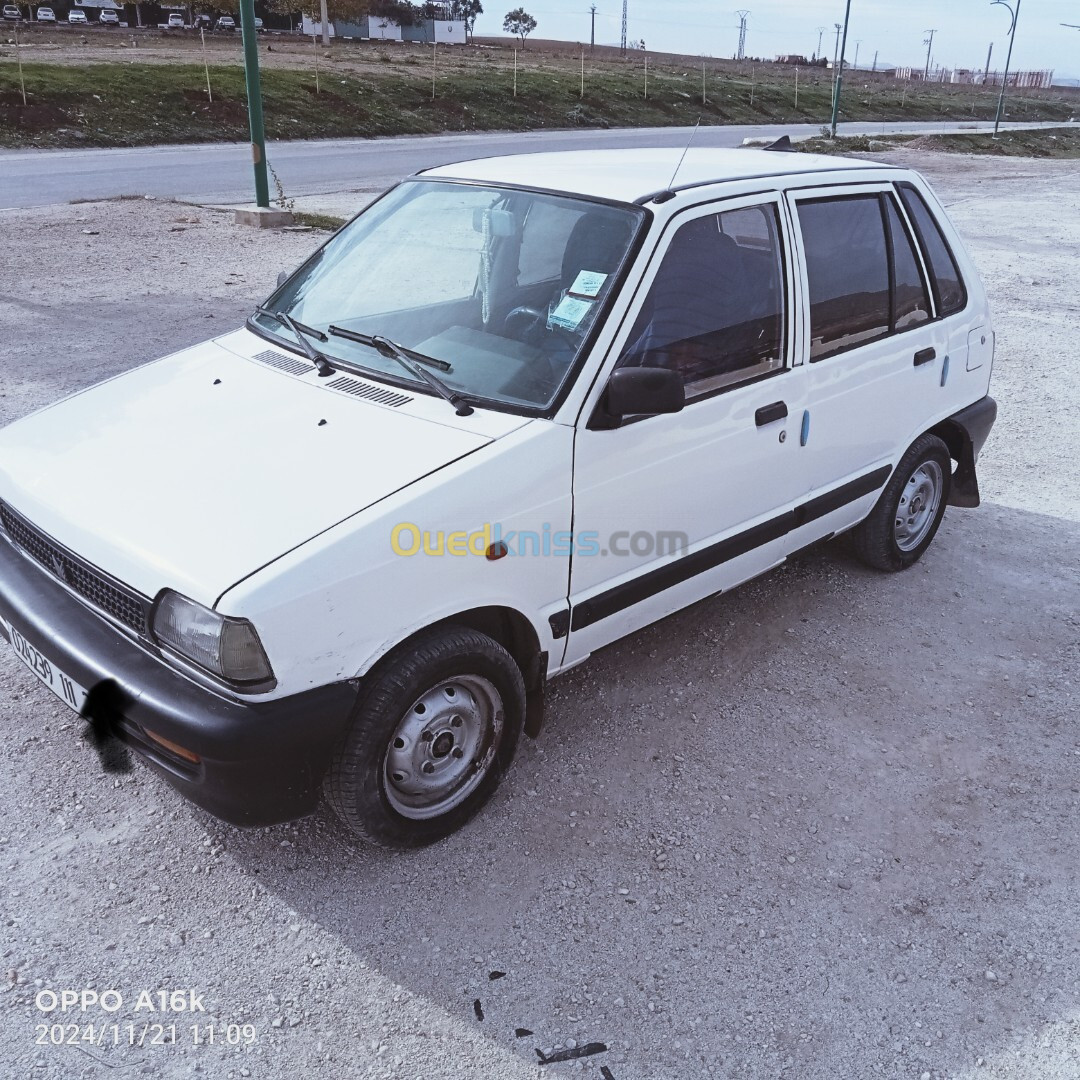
277 270 289 288
603 366 685 420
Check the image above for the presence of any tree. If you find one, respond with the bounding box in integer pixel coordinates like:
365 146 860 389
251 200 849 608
502 6 535 47
450 0 482 42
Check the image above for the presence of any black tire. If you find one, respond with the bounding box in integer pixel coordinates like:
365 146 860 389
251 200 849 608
853 433 952 572
324 625 525 849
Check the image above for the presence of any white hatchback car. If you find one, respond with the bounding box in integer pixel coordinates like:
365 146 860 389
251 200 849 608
0 147 996 847
66 7 86 22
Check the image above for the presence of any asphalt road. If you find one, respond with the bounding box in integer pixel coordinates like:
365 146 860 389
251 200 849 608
0 120 1071 209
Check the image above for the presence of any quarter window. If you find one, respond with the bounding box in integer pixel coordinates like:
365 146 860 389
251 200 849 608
618 203 787 399
897 183 967 316
799 195 890 362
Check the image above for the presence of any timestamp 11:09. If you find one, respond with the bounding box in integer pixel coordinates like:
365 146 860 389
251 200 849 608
36 1023 258 1047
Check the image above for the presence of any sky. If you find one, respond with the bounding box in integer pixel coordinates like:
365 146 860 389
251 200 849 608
471 0 1080 83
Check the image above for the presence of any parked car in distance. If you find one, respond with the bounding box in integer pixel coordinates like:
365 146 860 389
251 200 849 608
0 147 997 850
166 11 183 27
35 5 55 19
98 9 118 24
66 8 87 23
2 4 21 20
215 14 234 29
254 16 263 29
193 12 210 28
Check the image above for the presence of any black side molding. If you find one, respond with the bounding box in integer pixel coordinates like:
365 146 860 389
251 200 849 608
570 465 891 632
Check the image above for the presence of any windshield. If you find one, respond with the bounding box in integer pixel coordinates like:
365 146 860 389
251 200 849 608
255 180 644 412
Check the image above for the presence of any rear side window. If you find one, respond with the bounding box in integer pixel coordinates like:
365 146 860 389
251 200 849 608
884 195 932 331
799 195 890 362
897 183 967 316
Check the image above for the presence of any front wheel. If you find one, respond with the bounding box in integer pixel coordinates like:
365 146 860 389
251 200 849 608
853 434 952 572
324 626 525 848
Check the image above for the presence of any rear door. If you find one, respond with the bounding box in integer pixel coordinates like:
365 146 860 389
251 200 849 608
785 185 943 537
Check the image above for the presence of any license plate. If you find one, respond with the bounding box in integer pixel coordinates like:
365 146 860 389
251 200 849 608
2 617 87 712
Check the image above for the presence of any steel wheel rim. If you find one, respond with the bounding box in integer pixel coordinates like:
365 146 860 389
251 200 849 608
894 459 943 552
382 675 504 820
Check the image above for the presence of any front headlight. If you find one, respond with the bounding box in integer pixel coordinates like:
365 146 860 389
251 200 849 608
151 591 274 686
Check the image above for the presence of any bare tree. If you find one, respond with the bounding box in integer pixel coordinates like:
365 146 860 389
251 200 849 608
502 6 536 48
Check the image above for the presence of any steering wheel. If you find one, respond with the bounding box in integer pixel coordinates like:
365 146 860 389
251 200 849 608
503 306 547 339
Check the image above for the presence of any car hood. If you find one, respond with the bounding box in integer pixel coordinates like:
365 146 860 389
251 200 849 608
0 332 525 606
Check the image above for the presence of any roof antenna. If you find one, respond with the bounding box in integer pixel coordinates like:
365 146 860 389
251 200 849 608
653 119 702 204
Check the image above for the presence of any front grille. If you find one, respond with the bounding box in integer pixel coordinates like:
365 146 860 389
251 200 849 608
0 500 152 635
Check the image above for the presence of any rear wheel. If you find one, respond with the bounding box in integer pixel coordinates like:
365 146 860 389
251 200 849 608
853 434 951 572
324 626 525 848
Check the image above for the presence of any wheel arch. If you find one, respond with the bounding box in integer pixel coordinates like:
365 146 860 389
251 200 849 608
360 605 548 738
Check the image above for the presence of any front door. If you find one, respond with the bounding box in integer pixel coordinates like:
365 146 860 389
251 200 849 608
564 195 808 665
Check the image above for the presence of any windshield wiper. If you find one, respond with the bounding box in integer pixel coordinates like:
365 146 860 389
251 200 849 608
327 326 473 417
255 307 336 377
326 326 452 373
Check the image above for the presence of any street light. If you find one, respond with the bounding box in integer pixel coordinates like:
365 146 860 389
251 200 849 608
991 0 1021 139
830 0 853 137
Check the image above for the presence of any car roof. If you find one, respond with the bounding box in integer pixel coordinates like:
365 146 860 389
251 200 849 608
420 147 892 204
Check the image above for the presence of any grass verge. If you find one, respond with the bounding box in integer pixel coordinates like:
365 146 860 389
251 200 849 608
796 127 1080 158
1 57 1077 149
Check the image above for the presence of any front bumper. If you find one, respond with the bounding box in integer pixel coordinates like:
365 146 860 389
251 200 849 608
0 533 359 827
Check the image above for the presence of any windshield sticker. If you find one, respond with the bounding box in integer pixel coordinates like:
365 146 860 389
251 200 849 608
548 295 594 331
568 270 608 299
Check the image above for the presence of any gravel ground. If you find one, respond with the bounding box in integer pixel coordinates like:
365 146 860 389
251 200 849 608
1 153 1079 1080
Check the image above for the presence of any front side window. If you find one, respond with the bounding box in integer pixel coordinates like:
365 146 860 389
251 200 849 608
257 181 644 412
617 202 787 399
799 194 891 362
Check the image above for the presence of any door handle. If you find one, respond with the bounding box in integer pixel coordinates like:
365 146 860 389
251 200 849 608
914 347 937 367
755 401 788 427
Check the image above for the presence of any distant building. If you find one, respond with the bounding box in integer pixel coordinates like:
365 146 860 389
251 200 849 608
305 13 464 43
775 54 809 66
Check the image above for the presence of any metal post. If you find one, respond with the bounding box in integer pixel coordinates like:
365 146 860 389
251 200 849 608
993 0 1021 137
580 47 584 98
590 3 596 50
239 0 269 207
830 0 852 137
14 21 26 107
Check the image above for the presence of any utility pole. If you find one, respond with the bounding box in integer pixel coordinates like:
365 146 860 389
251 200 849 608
853 39 861 70
992 0 1022 137
815 25 826 61
621 0 627 54
590 3 596 50
872 49 878 72
239 0 269 207
830 21 841 109
318 0 329 46
983 41 993 83
736 9 750 61
923 28 936 80
830 0 852 137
